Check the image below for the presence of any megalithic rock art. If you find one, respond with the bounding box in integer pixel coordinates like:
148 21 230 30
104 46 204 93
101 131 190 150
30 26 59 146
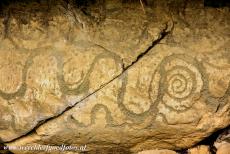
0 0 229 153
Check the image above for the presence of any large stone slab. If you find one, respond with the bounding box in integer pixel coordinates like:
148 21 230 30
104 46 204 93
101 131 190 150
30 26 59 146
0 0 229 153
0 0 169 142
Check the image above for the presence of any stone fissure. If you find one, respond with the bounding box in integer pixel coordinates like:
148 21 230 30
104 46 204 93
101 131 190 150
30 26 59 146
3 23 171 145
1 1 230 153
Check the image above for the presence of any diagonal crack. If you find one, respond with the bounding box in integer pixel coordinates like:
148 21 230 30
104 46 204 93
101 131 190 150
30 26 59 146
124 23 171 71
4 22 172 145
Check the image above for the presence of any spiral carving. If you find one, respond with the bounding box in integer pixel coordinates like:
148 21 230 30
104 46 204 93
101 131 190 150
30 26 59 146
165 66 195 99
150 54 203 111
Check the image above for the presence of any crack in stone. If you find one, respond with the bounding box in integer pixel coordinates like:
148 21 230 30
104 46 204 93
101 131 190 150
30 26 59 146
3 22 172 145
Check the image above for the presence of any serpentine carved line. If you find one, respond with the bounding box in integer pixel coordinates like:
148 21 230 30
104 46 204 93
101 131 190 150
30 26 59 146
0 45 123 100
74 53 230 127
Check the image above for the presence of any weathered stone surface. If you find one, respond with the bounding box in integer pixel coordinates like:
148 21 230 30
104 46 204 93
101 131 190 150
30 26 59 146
0 0 230 153
188 145 211 154
138 149 177 154
214 126 230 154
0 1 169 143
216 142 230 154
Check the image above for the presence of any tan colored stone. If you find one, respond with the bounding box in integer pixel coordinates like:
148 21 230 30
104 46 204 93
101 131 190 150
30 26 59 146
138 149 177 154
0 0 168 142
216 142 230 154
188 145 211 154
0 0 230 154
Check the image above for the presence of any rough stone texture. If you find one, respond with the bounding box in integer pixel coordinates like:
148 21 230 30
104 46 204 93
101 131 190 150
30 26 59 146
214 126 230 154
0 0 169 143
0 0 229 154
138 149 177 154
216 142 230 154
188 145 210 154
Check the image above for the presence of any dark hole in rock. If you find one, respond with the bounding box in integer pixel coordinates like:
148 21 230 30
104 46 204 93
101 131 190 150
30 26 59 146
204 0 230 7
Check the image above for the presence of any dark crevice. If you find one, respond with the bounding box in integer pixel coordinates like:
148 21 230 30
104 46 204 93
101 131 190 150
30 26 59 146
124 23 171 71
194 125 229 154
204 0 230 7
173 125 230 154
176 149 188 154
0 139 14 154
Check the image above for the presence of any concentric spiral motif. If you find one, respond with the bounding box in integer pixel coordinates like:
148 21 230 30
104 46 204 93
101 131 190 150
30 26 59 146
150 54 203 111
165 66 195 99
